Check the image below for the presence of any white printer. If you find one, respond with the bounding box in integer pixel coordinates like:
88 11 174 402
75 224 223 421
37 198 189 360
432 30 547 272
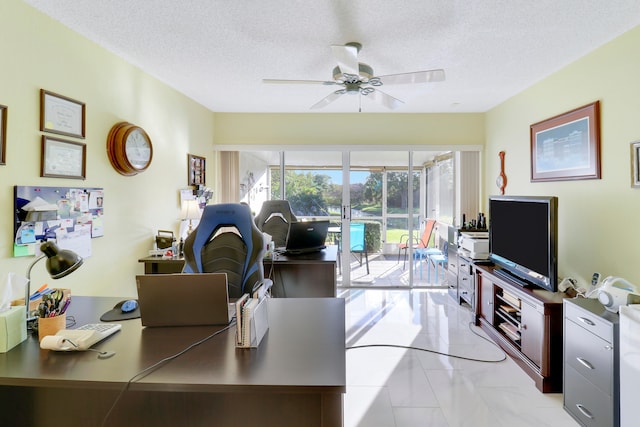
458 231 489 259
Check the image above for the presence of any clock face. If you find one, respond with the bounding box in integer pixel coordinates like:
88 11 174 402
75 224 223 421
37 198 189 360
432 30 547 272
106 122 153 175
125 128 152 169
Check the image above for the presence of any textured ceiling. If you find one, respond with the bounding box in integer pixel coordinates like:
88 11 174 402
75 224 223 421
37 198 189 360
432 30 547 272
23 0 640 113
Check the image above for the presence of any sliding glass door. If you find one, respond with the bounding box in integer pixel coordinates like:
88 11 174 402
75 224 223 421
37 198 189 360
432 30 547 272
238 148 458 289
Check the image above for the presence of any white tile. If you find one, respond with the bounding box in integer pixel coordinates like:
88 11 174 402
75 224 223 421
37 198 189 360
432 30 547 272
393 407 450 427
344 386 396 427
342 289 578 427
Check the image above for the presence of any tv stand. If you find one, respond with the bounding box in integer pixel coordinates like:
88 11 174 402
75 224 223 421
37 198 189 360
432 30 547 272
492 267 534 289
475 264 566 393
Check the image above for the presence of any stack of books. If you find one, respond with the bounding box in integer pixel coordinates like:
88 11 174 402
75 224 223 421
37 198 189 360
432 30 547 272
235 293 269 348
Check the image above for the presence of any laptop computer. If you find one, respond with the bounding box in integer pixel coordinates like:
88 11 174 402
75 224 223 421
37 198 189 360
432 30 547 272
135 273 233 327
281 220 329 255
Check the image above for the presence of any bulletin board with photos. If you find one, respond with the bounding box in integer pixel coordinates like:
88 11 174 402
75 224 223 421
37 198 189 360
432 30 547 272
13 185 104 258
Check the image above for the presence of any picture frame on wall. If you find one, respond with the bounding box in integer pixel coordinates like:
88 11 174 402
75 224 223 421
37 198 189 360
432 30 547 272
40 89 86 139
188 154 206 185
41 136 86 179
631 141 640 188
530 101 601 182
0 104 6 165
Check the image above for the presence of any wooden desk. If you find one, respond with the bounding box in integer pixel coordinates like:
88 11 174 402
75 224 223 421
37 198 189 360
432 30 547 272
138 254 185 274
265 245 338 297
139 245 338 298
0 296 345 427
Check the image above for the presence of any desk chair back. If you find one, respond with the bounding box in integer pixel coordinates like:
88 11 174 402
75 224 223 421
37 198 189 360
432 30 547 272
183 203 266 298
254 200 298 248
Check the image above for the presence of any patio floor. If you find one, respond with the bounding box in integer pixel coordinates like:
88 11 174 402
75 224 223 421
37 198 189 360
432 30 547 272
337 253 448 288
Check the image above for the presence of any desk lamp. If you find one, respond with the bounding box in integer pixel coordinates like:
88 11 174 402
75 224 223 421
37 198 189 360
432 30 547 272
24 241 83 323
181 199 201 235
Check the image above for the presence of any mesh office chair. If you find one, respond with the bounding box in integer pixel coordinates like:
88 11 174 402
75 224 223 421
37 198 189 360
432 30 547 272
183 203 271 299
254 200 298 248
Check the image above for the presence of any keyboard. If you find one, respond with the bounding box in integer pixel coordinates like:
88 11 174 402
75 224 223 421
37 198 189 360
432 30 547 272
41 323 122 351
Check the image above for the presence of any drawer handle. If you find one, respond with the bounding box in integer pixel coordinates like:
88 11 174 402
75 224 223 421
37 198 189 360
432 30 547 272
577 316 595 326
576 357 594 370
576 404 594 419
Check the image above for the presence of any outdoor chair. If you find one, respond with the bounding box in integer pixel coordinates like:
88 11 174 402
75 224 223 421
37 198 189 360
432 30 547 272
397 219 437 269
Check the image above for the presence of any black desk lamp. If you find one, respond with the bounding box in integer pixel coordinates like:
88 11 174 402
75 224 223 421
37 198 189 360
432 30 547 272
25 241 83 323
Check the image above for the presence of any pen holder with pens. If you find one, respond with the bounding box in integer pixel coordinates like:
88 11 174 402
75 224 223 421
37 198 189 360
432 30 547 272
37 314 66 342
29 288 71 342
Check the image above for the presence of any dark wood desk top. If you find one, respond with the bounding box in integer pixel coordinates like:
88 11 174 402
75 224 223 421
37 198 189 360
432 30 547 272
0 296 346 394
138 255 185 263
139 245 338 265
267 244 338 264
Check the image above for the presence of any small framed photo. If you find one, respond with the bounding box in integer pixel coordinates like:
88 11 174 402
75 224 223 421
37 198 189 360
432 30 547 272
0 104 6 165
530 101 601 182
188 154 206 185
631 141 640 188
41 136 86 179
40 89 86 139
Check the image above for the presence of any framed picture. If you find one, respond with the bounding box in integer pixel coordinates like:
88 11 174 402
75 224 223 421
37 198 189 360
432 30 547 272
188 154 206 185
631 141 640 188
0 104 6 165
41 136 86 179
530 101 601 182
40 89 86 139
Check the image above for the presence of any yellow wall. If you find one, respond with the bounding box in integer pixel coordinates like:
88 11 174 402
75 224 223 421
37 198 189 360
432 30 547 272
485 25 640 287
0 0 214 297
214 113 484 146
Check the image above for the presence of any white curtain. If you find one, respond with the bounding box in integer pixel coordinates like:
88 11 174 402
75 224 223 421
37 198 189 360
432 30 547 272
219 151 240 202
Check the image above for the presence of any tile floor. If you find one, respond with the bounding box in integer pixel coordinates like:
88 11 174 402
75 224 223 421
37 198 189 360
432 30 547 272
340 288 579 427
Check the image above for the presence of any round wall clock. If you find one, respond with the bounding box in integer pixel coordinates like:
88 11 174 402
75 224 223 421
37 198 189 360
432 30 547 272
106 122 153 176
496 150 507 194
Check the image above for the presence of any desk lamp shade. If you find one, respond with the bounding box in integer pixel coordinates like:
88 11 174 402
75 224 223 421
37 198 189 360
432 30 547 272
181 199 202 234
25 241 83 321
41 241 83 278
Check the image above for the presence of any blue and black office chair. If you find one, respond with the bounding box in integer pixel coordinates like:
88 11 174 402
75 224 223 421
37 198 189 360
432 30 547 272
254 200 298 248
183 203 271 299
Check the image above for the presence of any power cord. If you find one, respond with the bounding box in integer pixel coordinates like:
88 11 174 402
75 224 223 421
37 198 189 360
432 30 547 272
61 337 116 359
99 320 236 427
346 321 507 363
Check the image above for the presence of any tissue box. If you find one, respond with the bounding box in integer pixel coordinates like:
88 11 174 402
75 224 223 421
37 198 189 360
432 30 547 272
0 306 27 353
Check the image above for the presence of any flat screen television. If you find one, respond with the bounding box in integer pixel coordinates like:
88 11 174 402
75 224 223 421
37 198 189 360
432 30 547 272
488 195 558 292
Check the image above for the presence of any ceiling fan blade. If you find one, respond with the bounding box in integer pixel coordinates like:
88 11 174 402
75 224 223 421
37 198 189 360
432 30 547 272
331 44 359 76
365 89 404 110
376 69 446 85
263 79 338 85
310 91 344 110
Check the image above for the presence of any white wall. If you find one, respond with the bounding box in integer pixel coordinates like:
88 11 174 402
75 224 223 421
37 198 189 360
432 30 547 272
0 0 215 297
485 25 640 288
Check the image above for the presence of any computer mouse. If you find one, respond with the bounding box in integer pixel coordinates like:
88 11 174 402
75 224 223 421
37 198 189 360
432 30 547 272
121 299 138 313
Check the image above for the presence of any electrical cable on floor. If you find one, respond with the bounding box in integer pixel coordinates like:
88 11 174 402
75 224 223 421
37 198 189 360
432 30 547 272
99 319 236 427
346 321 507 363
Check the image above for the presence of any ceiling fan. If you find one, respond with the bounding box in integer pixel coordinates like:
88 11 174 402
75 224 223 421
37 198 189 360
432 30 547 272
263 42 445 111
